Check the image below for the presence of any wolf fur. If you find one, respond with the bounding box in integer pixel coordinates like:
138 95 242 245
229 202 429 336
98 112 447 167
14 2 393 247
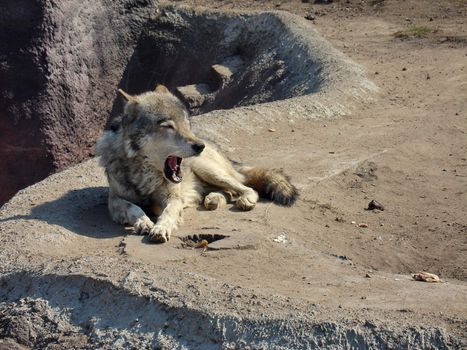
96 85 298 243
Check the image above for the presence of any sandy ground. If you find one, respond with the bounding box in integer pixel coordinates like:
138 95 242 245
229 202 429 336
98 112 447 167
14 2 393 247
159 0 467 289
1 0 466 348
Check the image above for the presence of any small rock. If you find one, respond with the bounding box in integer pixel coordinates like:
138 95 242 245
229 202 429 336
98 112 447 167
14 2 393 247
118 238 127 255
305 14 315 21
365 273 372 278
176 84 211 109
402 67 407 71
273 233 290 244
358 223 369 228
268 128 276 132
367 199 385 211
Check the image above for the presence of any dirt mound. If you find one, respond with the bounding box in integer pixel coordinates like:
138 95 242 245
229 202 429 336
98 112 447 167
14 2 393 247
118 6 376 115
0 2 376 206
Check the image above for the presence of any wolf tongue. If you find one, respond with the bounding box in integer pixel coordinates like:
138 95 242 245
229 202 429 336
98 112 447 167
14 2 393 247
168 156 178 171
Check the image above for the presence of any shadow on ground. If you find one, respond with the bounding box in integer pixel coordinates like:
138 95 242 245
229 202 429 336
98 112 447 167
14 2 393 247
0 187 126 239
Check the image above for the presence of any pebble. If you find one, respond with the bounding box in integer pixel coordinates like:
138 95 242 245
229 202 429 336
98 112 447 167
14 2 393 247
367 199 385 211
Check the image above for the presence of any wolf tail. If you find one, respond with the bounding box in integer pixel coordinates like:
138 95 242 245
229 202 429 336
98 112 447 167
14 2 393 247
237 166 298 206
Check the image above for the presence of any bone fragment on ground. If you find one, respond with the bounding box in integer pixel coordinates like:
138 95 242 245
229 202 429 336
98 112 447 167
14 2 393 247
412 272 442 283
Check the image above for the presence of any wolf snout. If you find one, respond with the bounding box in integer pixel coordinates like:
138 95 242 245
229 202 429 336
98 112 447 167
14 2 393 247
191 142 205 154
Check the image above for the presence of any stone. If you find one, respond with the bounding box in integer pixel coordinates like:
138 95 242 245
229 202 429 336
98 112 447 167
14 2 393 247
0 0 159 205
176 84 211 108
211 56 244 86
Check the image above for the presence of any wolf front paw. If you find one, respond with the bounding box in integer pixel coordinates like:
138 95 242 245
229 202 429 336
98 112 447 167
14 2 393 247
148 224 171 244
236 191 258 211
204 192 227 210
134 217 155 235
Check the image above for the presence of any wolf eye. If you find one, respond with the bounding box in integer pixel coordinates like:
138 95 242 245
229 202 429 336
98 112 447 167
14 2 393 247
159 121 174 129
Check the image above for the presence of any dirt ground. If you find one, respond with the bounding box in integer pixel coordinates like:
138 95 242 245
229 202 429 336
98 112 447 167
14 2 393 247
1 0 466 348
158 0 467 285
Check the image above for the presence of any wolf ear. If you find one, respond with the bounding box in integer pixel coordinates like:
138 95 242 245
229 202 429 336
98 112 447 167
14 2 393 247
117 89 137 102
155 84 169 94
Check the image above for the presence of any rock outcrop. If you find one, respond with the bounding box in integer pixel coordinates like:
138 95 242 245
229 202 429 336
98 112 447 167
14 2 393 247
0 0 159 204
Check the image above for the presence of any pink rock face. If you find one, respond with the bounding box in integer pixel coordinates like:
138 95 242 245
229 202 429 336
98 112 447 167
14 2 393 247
0 0 159 205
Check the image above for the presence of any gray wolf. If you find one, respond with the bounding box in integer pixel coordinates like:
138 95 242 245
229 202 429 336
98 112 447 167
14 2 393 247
96 85 298 243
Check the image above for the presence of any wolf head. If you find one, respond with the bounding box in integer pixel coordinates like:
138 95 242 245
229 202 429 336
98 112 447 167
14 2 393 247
116 85 205 183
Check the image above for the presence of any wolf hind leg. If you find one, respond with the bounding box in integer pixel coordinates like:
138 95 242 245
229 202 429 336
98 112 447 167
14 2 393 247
208 177 258 211
108 191 154 234
204 191 229 210
235 192 258 211
193 155 258 210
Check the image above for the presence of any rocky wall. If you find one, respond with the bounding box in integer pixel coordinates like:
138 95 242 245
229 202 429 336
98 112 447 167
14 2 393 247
0 0 159 204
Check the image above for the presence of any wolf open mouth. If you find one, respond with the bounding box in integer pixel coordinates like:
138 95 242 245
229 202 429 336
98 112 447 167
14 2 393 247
164 156 183 183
